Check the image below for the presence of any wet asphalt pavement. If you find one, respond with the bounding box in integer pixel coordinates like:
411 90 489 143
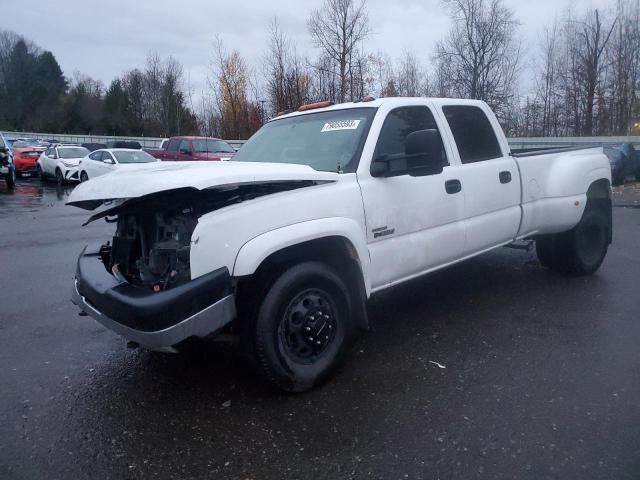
1 177 639 480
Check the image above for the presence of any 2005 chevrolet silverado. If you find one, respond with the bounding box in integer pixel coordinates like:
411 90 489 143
68 98 612 392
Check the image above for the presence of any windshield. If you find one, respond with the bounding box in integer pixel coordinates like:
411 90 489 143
113 150 156 164
192 139 235 153
58 147 89 159
232 107 376 172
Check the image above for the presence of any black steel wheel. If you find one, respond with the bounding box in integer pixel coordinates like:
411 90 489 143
251 261 355 392
279 288 338 364
55 168 64 185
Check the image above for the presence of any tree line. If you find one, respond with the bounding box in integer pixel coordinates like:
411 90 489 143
1 0 639 140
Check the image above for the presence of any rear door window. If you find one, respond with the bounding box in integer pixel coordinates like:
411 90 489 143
442 106 502 163
179 140 191 153
89 151 103 161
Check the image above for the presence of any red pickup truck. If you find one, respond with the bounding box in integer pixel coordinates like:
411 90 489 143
146 136 236 161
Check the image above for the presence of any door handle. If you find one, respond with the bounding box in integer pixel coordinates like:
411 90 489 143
445 179 462 194
499 171 512 184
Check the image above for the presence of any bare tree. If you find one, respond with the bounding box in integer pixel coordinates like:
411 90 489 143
575 9 616 135
606 0 640 135
308 0 370 102
396 51 427 97
434 0 521 117
265 18 311 114
534 21 563 136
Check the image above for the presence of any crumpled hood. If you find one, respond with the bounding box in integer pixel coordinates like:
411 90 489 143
66 161 338 210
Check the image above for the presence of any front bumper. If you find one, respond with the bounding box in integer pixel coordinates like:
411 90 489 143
71 244 236 351
60 165 80 182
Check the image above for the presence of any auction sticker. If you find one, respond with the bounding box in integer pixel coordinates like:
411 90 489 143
321 119 361 132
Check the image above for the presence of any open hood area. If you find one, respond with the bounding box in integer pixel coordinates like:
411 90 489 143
66 161 338 210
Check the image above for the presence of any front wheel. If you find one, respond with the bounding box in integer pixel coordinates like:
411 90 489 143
250 262 355 392
536 206 609 275
5 169 16 189
55 168 64 185
38 165 46 182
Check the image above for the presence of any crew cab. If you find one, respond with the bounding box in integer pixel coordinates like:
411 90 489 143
67 98 612 392
147 136 235 161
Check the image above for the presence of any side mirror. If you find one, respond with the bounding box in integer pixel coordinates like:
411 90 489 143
371 129 444 178
404 129 444 176
104 158 115 165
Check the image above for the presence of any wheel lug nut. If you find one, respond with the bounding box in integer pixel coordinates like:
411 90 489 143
308 337 313 341
305 327 311 331
316 341 321 345
309 316 315 321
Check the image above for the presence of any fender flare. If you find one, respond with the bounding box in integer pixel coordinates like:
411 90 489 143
232 217 372 296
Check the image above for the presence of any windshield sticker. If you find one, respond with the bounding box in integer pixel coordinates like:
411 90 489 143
321 119 361 132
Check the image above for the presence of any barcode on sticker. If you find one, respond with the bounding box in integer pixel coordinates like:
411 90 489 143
321 120 361 132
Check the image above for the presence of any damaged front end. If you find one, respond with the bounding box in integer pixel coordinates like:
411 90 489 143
71 181 319 351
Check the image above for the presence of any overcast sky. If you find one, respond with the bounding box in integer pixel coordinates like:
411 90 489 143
5 0 617 97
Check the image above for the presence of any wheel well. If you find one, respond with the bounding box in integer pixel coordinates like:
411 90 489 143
586 178 612 243
586 178 610 201
237 236 369 331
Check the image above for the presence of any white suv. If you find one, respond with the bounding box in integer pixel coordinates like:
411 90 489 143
37 145 90 184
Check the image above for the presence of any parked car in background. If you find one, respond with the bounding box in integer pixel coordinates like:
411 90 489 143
12 140 46 178
0 133 16 189
604 143 639 186
142 138 170 157
81 142 107 152
37 144 90 184
79 149 159 181
148 136 235 161
105 140 142 150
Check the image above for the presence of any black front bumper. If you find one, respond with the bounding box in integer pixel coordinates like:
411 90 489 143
72 244 236 349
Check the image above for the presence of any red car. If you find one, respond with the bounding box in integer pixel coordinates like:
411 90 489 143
12 141 46 178
148 136 236 162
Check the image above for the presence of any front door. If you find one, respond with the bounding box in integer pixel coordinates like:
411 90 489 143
358 104 466 291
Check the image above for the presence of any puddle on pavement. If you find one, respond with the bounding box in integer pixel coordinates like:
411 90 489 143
0 178 77 216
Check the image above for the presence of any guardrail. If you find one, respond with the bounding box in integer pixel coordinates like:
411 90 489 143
1 131 248 150
2 130 638 150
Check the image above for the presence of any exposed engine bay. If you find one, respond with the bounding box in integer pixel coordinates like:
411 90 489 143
94 182 316 291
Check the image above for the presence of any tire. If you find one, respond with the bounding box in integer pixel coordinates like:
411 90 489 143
5 169 16 190
250 261 355 392
38 165 46 182
536 206 609 275
55 168 64 185
80 171 88 182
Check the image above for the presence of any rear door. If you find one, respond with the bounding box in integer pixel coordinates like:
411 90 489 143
84 151 103 177
439 104 521 254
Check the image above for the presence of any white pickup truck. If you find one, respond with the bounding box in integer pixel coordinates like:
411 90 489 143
68 98 612 392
